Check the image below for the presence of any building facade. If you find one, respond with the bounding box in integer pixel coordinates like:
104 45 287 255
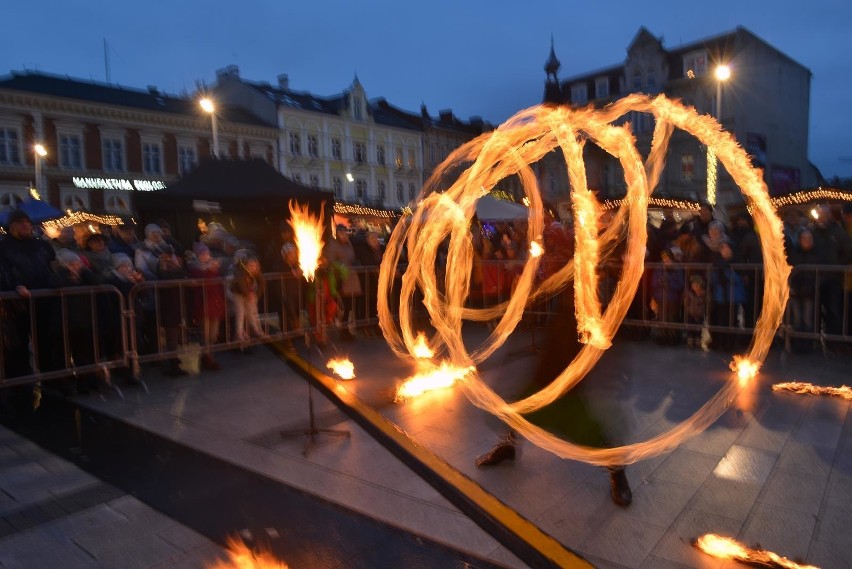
0 71 278 216
213 66 490 211
539 26 817 213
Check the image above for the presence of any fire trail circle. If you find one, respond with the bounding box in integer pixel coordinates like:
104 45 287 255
377 94 791 466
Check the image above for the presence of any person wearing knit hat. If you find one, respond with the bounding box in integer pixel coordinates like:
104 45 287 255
144 224 162 240
55 248 82 269
135 224 171 280
187 241 225 370
111 253 132 269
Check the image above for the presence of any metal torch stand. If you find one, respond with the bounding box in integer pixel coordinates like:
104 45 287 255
280 270 350 456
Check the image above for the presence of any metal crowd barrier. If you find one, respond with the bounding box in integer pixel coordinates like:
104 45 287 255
1 285 129 389
3 262 849 392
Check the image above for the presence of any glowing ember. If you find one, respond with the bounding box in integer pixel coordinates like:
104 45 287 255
731 356 760 385
529 240 543 257
695 534 819 569
412 332 434 359
208 537 289 569
395 362 475 401
327 358 355 380
772 382 852 400
377 95 791 466
288 199 325 281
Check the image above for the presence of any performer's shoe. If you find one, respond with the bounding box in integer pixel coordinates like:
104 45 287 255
609 468 633 507
476 441 516 467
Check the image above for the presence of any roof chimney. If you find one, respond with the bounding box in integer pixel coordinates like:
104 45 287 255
216 65 240 81
147 85 159 95
277 73 289 90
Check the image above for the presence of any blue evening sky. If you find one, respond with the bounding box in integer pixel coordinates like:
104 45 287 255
3 0 850 178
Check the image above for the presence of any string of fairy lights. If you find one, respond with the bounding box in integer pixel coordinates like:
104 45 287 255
333 202 400 218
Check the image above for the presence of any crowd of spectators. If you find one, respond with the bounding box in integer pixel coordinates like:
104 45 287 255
0 210 389 394
1 200 851 400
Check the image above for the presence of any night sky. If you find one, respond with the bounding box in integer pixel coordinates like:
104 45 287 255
4 0 850 179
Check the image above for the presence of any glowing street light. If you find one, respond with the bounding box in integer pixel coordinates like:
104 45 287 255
33 143 47 193
199 97 219 158
707 64 731 206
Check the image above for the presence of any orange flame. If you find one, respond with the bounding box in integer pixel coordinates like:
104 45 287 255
395 362 475 401
412 332 434 359
288 200 325 281
207 537 289 569
529 240 543 258
695 533 819 568
773 381 852 400
327 358 355 380
731 356 760 386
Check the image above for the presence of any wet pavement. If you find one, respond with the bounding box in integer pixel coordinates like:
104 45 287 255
1 324 850 568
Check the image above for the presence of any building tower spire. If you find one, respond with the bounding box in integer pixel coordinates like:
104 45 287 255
543 35 563 104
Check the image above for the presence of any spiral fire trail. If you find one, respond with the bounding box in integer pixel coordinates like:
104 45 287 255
378 95 790 466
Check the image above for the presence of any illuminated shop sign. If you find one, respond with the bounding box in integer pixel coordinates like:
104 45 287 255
71 177 166 191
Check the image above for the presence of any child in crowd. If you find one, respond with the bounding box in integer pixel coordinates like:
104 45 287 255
188 243 225 370
685 274 708 348
230 254 267 343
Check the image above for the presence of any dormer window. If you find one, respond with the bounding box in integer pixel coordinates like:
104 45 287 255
595 78 609 99
571 84 588 105
352 96 363 120
646 69 657 92
683 51 707 78
632 71 643 91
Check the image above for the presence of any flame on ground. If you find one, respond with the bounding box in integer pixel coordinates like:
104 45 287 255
731 356 760 386
695 533 819 569
288 199 325 281
773 381 852 400
327 358 355 380
208 537 289 569
412 332 434 359
395 362 475 401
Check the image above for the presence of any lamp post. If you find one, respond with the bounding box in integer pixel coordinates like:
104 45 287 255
706 64 731 206
33 143 47 194
199 97 219 158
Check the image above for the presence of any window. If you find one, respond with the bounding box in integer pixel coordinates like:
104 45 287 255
293 173 302 184
395 148 403 169
407 149 415 169
352 96 363 120
681 154 695 181
289 132 301 156
63 194 85 211
377 180 386 200
105 194 129 212
683 51 707 78
102 138 124 172
307 135 318 157
309 174 319 189
142 142 162 174
632 71 643 91
331 138 341 159
408 183 416 200
595 78 609 99
571 84 587 105
333 176 342 198
646 69 657 92
396 181 403 201
354 142 366 163
59 134 83 169
376 144 385 165
355 179 366 199
429 144 437 166
0 127 20 165
178 145 197 177
0 192 23 209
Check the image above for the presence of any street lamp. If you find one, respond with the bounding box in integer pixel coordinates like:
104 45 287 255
706 64 731 206
33 143 47 193
199 97 219 158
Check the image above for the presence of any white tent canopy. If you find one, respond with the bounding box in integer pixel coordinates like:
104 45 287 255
475 195 528 221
